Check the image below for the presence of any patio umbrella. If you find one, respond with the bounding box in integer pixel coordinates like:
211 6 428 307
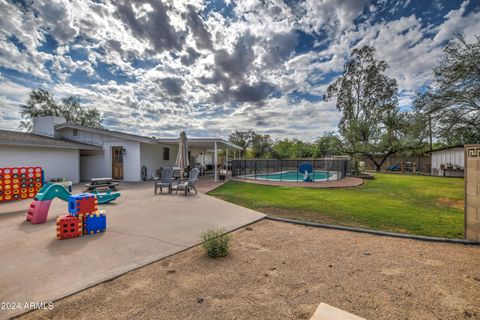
175 131 189 178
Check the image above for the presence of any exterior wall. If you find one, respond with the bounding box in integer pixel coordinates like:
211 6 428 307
139 143 178 180
60 128 127 145
80 153 106 181
33 116 66 137
431 148 464 176
80 141 141 181
57 128 142 181
0 145 80 183
465 145 480 241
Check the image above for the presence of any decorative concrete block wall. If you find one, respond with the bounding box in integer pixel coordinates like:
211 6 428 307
465 144 480 241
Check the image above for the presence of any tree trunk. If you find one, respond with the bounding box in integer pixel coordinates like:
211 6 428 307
366 151 394 172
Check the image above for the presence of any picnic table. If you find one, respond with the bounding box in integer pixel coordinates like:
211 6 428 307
85 177 119 192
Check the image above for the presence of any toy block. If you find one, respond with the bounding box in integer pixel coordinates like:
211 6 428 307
56 215 83 240
68 193 98 216
84 210 106 234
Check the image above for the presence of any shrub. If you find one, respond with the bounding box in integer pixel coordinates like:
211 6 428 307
201 228 231 258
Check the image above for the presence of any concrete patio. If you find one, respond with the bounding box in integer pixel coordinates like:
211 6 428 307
0 180 265 319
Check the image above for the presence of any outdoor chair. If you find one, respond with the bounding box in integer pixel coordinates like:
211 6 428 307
172 168 200 195
154 167 173 194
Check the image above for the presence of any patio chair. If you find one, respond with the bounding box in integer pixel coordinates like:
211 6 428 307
154 167 173 194
172 168 200 195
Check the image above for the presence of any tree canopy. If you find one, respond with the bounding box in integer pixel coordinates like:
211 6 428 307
415 34 480 144
20 89 103 131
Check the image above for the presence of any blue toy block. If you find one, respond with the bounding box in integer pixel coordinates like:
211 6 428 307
68 193 97 216
84 210 106 234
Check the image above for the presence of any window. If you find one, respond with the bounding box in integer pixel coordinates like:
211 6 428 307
73 129 78 136
163 147 170 160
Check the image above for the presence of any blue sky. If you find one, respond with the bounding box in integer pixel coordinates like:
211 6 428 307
0 0 479 140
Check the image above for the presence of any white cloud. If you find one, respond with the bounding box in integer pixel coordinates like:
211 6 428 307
0 0 479 141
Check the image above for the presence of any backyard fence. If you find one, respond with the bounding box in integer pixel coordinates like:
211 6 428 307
232 159 351 182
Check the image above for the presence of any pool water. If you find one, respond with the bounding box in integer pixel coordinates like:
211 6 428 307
247 170 333 181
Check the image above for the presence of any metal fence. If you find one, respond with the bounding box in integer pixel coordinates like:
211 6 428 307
232 159 351 182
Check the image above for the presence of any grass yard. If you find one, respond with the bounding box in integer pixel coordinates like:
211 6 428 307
208 174 465 238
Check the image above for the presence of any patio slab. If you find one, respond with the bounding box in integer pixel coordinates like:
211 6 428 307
0 182 265 319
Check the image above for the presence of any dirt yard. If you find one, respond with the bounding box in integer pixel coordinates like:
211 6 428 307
21 220 480 320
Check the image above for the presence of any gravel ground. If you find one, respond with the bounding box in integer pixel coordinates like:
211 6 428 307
20 220 480 320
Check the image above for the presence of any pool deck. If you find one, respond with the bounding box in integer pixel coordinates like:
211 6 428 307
232 176 363 188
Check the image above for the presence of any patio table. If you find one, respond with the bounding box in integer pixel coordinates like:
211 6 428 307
85 177 119 192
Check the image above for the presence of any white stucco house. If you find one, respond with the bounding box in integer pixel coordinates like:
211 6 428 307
429 145 464 177
0 116 241 183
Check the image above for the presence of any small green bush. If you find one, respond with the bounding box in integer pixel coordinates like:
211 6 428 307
201 228 231 258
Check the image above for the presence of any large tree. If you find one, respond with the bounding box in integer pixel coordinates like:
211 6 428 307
313 132 343 158
325 45 403 172
415 34 480 144
251 133 273 158
228 129 255 157
271 139 315 159
20 89 103 131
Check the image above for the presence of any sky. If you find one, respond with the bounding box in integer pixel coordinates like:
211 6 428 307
0 0 479 140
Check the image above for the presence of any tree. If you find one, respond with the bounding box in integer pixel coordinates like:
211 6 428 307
20 89 103 131
271 139 315 159
324 45 402 172
228 130 255 157
251 133 273 158
414 34 480 144
313 132 343 157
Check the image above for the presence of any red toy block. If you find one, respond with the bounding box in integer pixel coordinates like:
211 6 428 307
56 215 83 240
68 193 98 216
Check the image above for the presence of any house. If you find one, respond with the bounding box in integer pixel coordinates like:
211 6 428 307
428 145 464 177
0 116 241 183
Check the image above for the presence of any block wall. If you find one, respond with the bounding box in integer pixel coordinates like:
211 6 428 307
465 144 480 241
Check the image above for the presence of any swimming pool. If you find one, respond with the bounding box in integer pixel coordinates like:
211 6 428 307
244 170 335 182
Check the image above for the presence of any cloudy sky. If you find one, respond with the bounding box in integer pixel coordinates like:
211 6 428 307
0 0 479 140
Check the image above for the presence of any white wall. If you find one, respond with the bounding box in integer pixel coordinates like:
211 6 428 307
32 116 66 137
0 146 80 183
56 128 143 181
80 155 106 181
140 143 178 180
79 142 141 181
431 147 464 176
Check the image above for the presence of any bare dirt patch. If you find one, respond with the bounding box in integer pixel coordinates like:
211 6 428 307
436 197 464 210
21 220 480 320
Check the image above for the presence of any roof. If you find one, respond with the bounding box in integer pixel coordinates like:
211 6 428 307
55 123 242 150
156 138 242 150
0 129 101 150
55 123 158 144
426 145 464 153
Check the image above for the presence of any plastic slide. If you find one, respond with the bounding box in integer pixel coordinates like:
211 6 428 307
26 182 120 224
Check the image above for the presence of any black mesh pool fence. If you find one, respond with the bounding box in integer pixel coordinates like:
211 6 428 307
232 159 351 182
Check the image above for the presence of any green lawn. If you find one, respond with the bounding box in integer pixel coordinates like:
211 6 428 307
208 174 465 238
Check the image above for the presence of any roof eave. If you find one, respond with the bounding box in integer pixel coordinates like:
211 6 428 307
0 140 101 150
55 124 157 144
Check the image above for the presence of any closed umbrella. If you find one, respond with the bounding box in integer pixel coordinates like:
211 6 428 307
175 131 189 178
